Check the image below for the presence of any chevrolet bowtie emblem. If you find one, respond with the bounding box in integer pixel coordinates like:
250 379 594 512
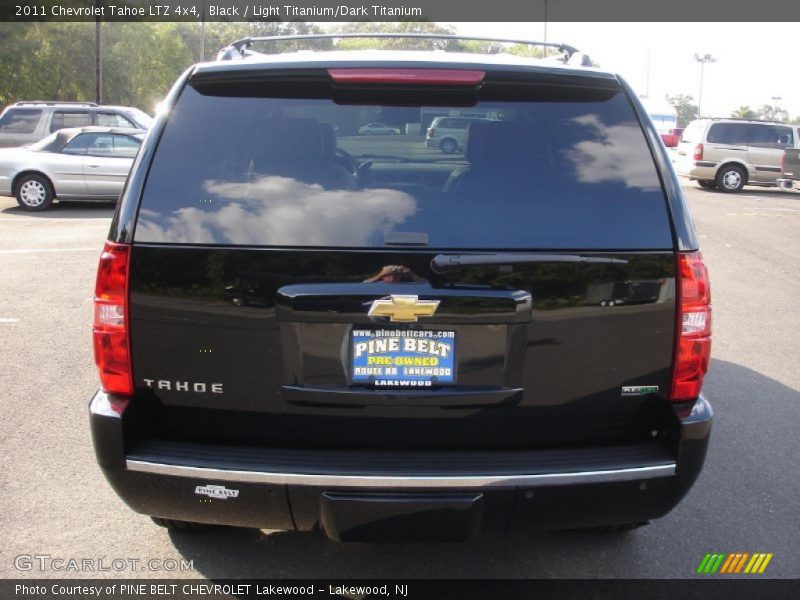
368 295 440 322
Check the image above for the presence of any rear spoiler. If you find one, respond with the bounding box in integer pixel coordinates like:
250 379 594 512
217 33 590 66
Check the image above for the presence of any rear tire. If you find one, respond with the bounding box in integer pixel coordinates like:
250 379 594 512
440 138 458 154
150 517 213 531
697 180 716 189
15 173 54 211
715 165 746 193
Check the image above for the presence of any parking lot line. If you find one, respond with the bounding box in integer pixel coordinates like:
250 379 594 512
750 207 800 212
0 247 98 254
0 218 109 222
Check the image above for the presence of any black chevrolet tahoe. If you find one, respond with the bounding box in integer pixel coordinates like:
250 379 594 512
90 35 713 542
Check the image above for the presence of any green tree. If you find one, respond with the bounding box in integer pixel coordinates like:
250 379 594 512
194 21 329 60
665 94 699 127
506 43 551 58
731 106 758 119
0 24 45 105
333 21 456 50
0 24 97 104
329 23 573 61
756 104 790 123
102 23 194 110
0 21 326 113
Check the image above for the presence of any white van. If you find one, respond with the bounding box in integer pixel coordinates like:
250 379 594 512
425 116 496 153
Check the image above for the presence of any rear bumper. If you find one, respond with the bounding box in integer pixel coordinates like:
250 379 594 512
90 390 712 540
0 174 12 196
677 162 717 180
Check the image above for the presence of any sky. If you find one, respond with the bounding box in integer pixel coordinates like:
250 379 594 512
443 22 798 120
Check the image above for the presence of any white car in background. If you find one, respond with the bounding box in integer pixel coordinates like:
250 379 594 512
0 126 145 211
358 122 401 135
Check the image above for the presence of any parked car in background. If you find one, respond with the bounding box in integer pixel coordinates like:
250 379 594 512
0 126 145 211
425 116 497 153
358 122 400 135
641 98 679 147
0 101 153 148
675 118 797 192
660 127 684 148
777 146 800 190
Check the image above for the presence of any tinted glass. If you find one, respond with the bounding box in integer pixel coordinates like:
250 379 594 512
85 134 115 156
0 108 42 133
707 123 749 145
62 133 92 154
747 124 793 147
135 84 672 250
111 134 141 158
50 111 91 132
96 112 135 127
120 108 153 129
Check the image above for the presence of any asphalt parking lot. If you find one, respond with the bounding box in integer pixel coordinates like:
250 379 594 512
0 183 798 580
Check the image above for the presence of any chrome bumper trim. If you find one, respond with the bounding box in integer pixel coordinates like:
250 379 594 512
125 460 676 488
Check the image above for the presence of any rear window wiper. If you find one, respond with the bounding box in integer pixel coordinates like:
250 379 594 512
431 253 628 272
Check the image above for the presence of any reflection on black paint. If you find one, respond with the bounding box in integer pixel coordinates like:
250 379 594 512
364 265 426 283
129 246 678 448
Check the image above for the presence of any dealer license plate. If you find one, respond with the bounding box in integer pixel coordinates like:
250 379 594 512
351 329 456 387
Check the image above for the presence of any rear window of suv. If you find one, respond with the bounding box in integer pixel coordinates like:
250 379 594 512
0 108 42 133
135 78 673 250
436 118 480 129
706 121 795 147
707 122 749 145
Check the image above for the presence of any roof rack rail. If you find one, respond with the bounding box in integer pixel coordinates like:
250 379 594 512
709 117 787 124
13 101 99 107
217 33 588 65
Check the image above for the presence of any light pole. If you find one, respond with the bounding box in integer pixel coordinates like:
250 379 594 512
200 0 206 62
694 53 716 118
543 0 548 45
770 96 781 121
94 0 102 103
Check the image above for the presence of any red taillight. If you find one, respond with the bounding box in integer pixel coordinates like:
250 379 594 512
671 251 712 402
328 68 485 85
693 143 704 161
93 241 132 395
